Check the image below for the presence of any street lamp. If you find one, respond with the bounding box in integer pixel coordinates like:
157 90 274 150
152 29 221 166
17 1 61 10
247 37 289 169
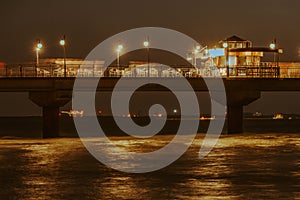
36 39 42 65
269 41 276 50
269 39 277 65
222 42 228 48
194 49 199 67
143 40 149 48
143 38 150 77
116 44 123 67
60 35 67 77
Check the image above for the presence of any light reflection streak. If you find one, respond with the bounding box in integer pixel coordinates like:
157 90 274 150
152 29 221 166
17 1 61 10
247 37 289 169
0 134 299 199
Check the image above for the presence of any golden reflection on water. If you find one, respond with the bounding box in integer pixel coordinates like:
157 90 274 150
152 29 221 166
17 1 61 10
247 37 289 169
0 134 299 199
109 135 173 153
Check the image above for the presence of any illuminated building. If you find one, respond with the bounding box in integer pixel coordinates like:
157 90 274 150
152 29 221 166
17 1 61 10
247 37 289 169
189 35 283 77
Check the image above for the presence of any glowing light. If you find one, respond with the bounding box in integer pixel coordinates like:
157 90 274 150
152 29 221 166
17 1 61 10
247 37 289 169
194 49 199 54
117 44 123 52
269 43 276 50
223 42 228 48
35 40 42 65
37 43 42 49
143 41 149 47
60 39 65 46
196 45 201 50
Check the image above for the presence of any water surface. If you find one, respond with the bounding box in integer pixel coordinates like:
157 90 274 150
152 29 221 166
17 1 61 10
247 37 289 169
0 134 299 199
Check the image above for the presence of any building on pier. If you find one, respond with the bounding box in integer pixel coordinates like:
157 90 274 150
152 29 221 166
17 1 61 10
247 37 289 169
278 62 300 78
189 35 284 77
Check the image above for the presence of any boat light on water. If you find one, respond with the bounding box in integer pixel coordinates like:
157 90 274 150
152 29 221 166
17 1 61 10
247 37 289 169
60 110 84 117
273 113 284 120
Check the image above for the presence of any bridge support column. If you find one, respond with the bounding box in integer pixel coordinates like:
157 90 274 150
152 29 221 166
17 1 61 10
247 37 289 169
43 106 60 138
227 91 261 134
29 91 71 138
227 105 243 133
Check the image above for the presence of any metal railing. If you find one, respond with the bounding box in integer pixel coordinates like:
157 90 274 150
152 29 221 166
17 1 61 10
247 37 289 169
221 66 280 78
0 63 299 78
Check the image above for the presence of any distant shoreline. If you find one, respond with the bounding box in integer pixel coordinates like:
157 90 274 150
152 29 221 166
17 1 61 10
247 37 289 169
0 116 300 138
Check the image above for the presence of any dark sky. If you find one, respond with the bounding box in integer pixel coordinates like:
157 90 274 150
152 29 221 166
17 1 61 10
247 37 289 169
0 0 300 62
0 0 300 116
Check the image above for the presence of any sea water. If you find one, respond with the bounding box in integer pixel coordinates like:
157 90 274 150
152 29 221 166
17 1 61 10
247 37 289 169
0 133 299 199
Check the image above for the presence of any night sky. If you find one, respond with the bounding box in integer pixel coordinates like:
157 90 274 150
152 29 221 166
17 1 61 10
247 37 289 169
0 0 300 115
1 0 300 62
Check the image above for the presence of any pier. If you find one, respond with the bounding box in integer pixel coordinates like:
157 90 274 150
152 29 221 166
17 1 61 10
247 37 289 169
1 35 300 138
1 68 300 137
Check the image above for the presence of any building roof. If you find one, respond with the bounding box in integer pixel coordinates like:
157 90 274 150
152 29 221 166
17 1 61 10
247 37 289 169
229 47 283 53
225 35 247 42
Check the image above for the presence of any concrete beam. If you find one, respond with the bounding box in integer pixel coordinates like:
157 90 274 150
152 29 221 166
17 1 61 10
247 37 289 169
0 77 300 92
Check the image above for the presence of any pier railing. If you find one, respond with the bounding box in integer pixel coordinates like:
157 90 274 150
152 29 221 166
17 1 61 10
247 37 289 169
0 63 299 78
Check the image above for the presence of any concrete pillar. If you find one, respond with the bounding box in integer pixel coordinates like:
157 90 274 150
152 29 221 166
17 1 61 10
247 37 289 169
43 106 60 138
227 105 243 133
29 91 71 138
226 91 261 134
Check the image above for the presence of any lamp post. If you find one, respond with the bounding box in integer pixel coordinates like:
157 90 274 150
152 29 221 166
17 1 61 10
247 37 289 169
194 48 199 67
270 39 281 77
143 38 150 77
269 41 276 50
223 42 229 77
269 39 277 66
60 35 67 77
35 40 42 76
36 39 42 65
116 44 123 67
